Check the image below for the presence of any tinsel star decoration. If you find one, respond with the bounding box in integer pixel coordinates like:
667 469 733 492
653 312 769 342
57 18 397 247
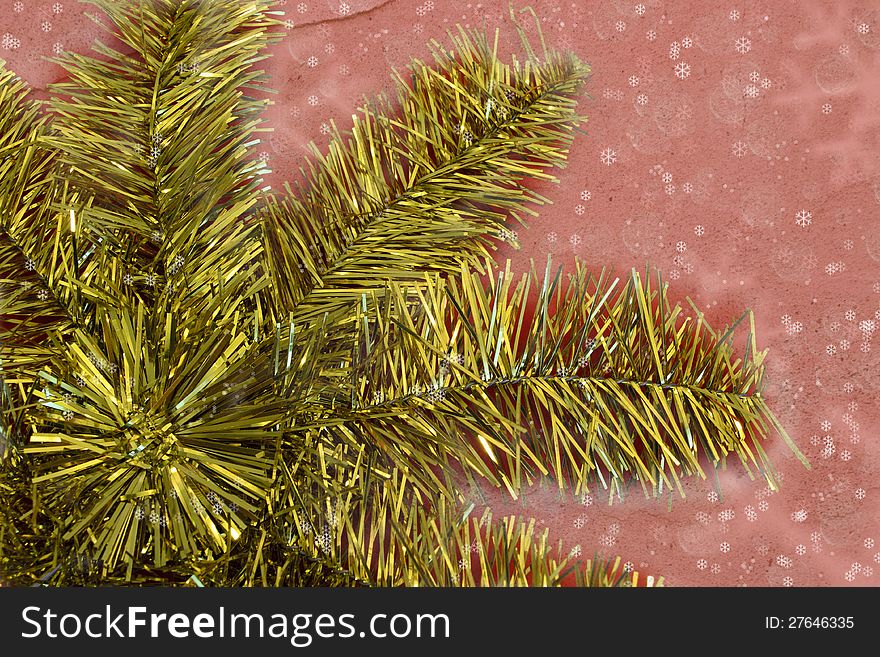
0 0 807 587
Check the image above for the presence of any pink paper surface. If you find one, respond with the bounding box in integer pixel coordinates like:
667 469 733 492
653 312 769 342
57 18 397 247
3 0 879 586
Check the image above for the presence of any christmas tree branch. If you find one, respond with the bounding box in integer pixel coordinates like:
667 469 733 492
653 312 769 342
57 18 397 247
0 64 57 268
351 260 809 499
0 63 88 422
261 25 590 326
45 0 283 303
214 442 650 587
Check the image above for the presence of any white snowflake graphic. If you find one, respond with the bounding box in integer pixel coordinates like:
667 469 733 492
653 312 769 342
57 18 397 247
786 321 803 335
776 555 793 569
795 209 812 227
674 62 691 79
731 140 748 157
600 147 617 166
1 33 21 50
735 36 752 53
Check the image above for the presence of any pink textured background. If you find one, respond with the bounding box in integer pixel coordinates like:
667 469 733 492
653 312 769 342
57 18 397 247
3 0 879 586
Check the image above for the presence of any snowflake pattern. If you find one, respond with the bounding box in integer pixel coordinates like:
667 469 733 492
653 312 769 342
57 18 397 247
795 209 812 227
735 36 752 53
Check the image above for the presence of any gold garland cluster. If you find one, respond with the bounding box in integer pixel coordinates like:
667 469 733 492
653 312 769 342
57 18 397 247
0 0 805 586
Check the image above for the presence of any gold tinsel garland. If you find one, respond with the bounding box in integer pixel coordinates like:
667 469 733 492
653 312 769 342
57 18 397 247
0 0 806 586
